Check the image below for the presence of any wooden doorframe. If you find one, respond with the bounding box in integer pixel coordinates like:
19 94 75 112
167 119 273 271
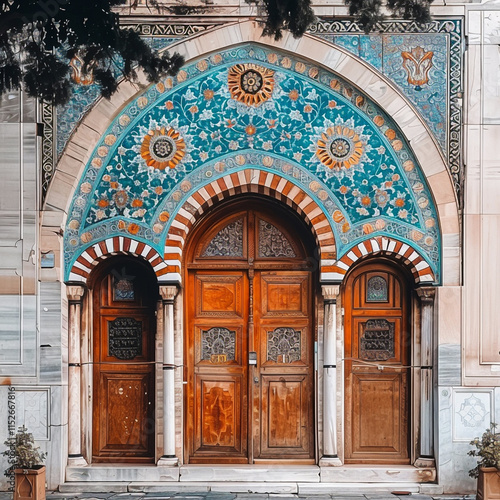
341 257 415 465
182 196 318 465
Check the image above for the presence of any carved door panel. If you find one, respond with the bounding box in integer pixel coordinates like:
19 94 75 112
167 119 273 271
186 271 249 463
92 260 157 463
344 262 410 464
185 200 316 464
253 271 314 461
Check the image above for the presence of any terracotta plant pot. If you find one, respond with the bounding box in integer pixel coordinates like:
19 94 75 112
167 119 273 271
477 467 500 500
14 466 46 500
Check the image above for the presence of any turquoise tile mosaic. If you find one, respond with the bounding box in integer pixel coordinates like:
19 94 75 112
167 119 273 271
56 37 179 157
312 18 463 198
64 43 441 283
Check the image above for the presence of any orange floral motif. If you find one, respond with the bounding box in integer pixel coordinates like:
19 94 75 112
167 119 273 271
159 211 170 222
140 127 185 170
385 129 396 140
189 105 198 114
363 223 374 234
402 46 434 90
97 198 109 208
127 223 140 235
339 185 349 194
113 190 128 208
155 186 163 195
361 196 371 206
333 210 345 223
304 104 313 113
110 181 119 189
289 89 299 101
165 101 174 110
69 54 95 85
204 89 214 100
395 198 405 207
228 63 274 106
245 125 256 135
316 125 364 170
131 199 143 208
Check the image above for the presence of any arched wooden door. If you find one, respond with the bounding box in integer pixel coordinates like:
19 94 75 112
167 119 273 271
91 257 158 463
343 260 411 464
184 199 316 464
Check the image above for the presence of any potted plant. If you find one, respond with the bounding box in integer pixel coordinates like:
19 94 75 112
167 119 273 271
2 426 46 500
469 423 500 500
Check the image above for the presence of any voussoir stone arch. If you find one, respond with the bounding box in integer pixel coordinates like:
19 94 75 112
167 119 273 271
323 236 436 285
162 168 336 284
68 236 168 284
46 19 459 286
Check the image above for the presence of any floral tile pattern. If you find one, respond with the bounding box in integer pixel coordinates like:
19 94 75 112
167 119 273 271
320 32 448 153
64 44 441 282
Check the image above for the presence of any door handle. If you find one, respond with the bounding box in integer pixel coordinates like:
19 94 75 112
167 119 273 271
254 377 259 385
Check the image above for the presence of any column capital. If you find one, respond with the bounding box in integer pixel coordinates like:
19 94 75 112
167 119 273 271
416 286 436 302
160 285 179 303
66 284 86 302
322 285 340 302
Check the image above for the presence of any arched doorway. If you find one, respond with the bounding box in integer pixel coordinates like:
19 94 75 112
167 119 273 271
184 197 317 464
343 259 412 464
90 256 158 463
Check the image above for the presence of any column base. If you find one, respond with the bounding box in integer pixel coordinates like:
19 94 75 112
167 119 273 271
157 455 179 466
67 455 88 466
415 457 435 468
319 456 342 467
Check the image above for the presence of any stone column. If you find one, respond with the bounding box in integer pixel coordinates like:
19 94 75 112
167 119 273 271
416 286 436 466
320 284 342 465
67 285 88 466
158 285 179 466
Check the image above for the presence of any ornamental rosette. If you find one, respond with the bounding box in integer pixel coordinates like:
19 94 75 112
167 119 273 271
316 125 364 170
227 63 274 106
140 127 185 170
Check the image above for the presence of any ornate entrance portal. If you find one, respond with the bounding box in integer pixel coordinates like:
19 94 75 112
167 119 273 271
184 199 315 464
343 260 411 464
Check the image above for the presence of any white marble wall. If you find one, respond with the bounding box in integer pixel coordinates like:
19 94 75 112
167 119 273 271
0 385 67 491
435 6 500 493
0 91 67 490
463 6 500 383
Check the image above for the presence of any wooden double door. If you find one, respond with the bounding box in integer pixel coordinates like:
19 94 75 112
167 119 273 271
343 260 411 464
185 201 315 464
92 258 157 463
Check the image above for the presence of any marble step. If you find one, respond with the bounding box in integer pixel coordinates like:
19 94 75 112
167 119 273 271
59 481 428 494
66 465 435 484
321 465 436 483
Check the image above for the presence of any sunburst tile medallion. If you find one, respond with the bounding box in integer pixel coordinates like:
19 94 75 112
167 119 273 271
316 125 364 170
140 126 185 169
228 63 275 106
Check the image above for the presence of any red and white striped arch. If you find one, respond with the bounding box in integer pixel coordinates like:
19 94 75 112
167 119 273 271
322 236 435 284
68 179 435 286
68 236 168 283
161 169 337 283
